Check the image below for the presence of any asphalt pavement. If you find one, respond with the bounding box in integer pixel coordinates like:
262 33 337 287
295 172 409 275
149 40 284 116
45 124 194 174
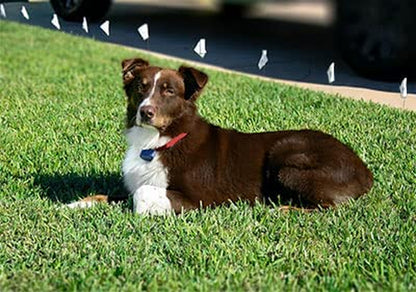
1 0 415 110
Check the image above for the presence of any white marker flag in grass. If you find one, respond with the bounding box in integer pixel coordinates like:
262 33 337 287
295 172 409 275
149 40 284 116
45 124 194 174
327 62 335 84
258 50 268 70
0 4 6 18
21 5 29 20
194 38 207 58
82 17 89 33
400 77 407 98
138 23 149 41
100 20 110 36
51 14 61 30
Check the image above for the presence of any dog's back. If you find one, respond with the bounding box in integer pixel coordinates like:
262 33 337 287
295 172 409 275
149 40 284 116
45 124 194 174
159 120 372 208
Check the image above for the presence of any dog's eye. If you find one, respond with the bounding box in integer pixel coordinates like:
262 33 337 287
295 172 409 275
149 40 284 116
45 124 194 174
138 80 149 91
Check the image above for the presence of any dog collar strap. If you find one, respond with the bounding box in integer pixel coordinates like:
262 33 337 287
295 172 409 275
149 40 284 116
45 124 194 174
140 133 188 161
155 132 188 151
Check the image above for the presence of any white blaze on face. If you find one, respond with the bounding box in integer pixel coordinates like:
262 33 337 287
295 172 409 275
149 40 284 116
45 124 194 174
137 71 162 124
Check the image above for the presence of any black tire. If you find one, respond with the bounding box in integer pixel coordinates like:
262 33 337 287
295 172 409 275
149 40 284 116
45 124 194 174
221 4 248 18
50 0 112 22
337 0 416 80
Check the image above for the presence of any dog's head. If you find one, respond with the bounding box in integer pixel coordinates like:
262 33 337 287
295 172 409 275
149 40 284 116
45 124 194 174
121 58 208 133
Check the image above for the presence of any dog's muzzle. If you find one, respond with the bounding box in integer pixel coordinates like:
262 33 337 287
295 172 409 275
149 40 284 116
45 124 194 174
139 105 155 124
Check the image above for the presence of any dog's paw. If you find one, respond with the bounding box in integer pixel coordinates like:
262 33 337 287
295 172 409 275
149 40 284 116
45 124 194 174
65 195 108 209
66 201 96 209
133 185 173 215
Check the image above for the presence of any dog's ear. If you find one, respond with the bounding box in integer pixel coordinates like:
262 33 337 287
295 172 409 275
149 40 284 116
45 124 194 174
179 66 208 101
121 58 149 85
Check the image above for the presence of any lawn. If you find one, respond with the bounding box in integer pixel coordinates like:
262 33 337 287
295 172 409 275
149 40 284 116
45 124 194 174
0 21 415 291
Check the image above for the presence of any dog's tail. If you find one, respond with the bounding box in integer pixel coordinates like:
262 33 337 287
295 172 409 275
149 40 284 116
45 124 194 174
66 195 109 209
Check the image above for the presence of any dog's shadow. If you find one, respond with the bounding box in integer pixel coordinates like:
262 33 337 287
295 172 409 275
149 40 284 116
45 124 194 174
34 172 128 204
34 172 313 210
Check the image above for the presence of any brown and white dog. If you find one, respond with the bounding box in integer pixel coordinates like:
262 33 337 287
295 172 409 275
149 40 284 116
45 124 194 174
68 58 373 214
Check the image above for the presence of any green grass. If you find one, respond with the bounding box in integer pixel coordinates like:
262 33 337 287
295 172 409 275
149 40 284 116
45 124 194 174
1 21 415 291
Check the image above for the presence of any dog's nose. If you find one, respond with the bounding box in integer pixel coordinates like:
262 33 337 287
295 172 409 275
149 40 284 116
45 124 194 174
140 105 155 120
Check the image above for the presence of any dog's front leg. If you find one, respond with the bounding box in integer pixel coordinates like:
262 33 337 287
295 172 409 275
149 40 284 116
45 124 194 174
133 185 196 215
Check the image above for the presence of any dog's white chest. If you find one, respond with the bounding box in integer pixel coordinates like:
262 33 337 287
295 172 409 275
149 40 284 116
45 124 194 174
122 126 169 193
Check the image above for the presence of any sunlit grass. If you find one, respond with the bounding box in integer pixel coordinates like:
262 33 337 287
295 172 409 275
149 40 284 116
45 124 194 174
0 21 415 291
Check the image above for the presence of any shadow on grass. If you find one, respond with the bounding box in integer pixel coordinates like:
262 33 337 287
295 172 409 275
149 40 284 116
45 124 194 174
34 172 128 204
34 171 315 209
